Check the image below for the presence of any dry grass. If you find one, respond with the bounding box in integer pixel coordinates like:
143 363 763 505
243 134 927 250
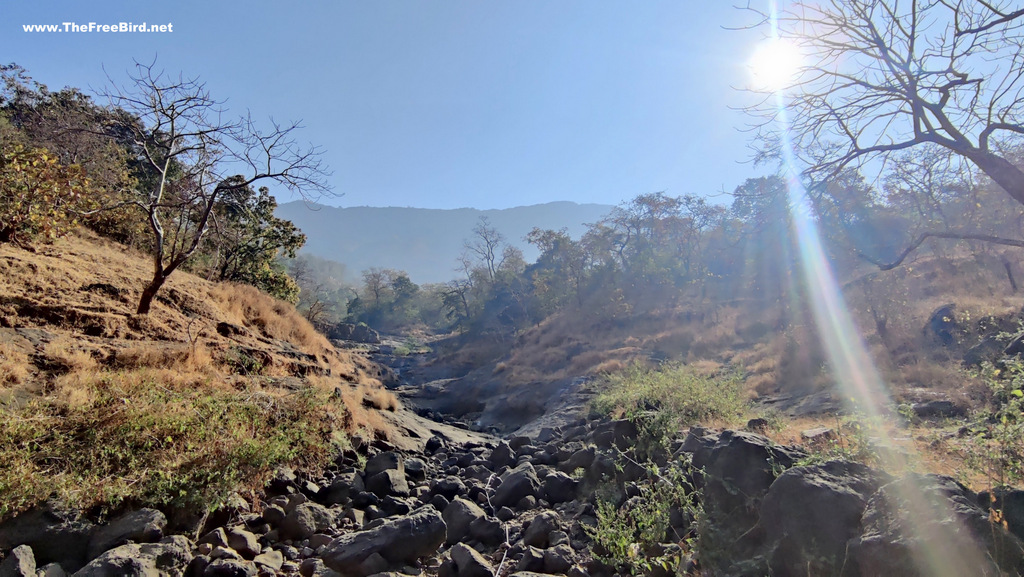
0 230 398 519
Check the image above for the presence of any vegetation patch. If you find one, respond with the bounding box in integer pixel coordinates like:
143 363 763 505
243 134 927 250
0 361 348 518
593 362 748 429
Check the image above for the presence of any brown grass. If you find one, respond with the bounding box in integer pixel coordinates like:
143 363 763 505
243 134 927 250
0 229 399 518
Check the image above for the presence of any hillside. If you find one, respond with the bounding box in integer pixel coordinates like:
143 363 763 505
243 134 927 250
0 230 403 518
276 201 613 283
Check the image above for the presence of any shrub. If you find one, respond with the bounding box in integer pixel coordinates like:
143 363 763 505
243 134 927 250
0 145 89 245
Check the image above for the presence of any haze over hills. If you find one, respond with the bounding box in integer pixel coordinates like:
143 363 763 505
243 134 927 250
276 200 614 284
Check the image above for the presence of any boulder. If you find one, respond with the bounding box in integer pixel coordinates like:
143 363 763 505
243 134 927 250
442 498 486 545
756 460 891 576
848 474 1024 576
492 463 541 509
366 470 410 498
0 502 95 572
327 323 380 344
280 503 333 541
202 559 257 577
489 443 516 469
364 452 404 478
72 535 192 577
322 507 446 576
522 511 560 548
0 544 35 577
225 528 260 560
450 543 493 577
88 509 166 560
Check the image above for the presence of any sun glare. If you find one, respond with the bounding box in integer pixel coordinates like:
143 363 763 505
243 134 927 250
749 38 802 92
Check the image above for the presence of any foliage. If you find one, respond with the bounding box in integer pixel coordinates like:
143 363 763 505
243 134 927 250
587 460 700 576
593 362 748 437
0 145 89 244
963 361 1024 488
194 183 306 303
0 367 345 518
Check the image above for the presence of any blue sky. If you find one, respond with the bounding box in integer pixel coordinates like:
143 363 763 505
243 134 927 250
2 1 774 210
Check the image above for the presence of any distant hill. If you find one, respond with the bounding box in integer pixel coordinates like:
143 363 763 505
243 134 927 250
276 201 614 284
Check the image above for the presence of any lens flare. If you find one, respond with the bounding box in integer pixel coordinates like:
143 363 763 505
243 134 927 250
762 2 991 573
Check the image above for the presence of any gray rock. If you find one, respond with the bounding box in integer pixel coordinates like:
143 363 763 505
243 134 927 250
405 459 427 482
365 452 404 478
72 535 192 577
0 544 35 577
88 509 166 560
542 544 575 574
558 447 595 474
469 517 505 546
522 512 559 548
848 474 1024 577
543 472 578 504
492 463 541 509
432 477 465 500
198 528 229 549
202 559 256 577
450 544 493 577
322 507 446 576
911 400 965 419
36 564 69 577
514 548 544 573
0 503 95 572
366 470 410 498
489 443 516 469
280 503 333 541
442 498 486 545
261 505 286 528
252 550 283 572
757 460 891 576
225 528 259 560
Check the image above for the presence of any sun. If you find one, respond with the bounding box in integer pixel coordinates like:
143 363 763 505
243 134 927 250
749 38 803 92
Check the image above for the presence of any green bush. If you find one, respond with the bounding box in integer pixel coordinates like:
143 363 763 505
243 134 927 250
593 363 747 432
0 145 90 245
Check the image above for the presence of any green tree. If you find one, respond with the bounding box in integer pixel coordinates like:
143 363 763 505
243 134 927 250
0 145 89 245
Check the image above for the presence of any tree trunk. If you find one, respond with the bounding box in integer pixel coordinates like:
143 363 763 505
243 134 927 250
965 148 1024 206
137 271 167 315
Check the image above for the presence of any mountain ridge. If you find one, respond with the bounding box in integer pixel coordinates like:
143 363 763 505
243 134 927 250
276 200 614 284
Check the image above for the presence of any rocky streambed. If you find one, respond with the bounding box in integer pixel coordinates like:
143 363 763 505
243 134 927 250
4 343 1024 576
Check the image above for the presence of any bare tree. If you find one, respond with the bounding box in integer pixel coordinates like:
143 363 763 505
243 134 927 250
746 1 1024 205
464 217 506 283
103 61 330 314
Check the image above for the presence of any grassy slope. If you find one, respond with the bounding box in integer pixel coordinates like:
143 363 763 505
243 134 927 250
0 230 397 518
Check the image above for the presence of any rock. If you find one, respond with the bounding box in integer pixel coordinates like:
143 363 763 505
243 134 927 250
432 477 466 500
489 443 516 469
202 559 257 577
980 487 1024 542
327 323 380 344
252 550 284 572
261 505 286 527
225 528 260 560
799 427 836 445
522 512 560 548
699 430 805 528
964 335 1004 365
492 463 541 509
848 474 1024 576
558 447 595 474
87 509 166 560
450 544 493 577
756 461 891 576
280 503 333 541
198 528 229 548
543 544 575 574
469 517 505 546
496 508 515 522
0 502 95 572
442 498 486 545
745 418 770 433
36 563 69 577
0 544 35 577
365 452 404 478
366 470 410 498
187 555 211 577
72 535 192 577
508 437 532 452
926 303 958 346
405 459 427 482
322 507 446 576
514 548 545 573
911 400 965 419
